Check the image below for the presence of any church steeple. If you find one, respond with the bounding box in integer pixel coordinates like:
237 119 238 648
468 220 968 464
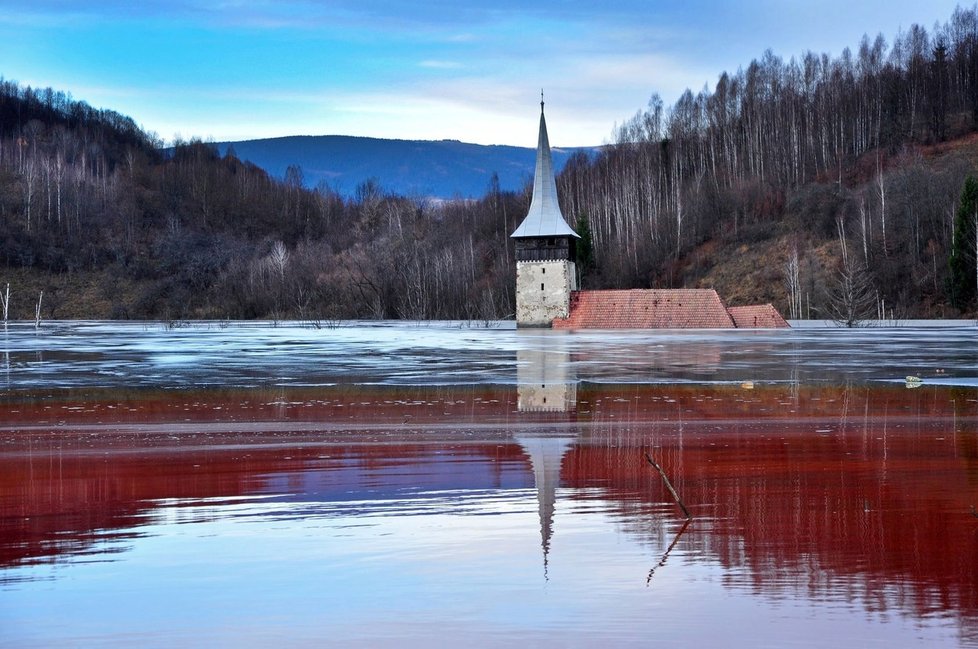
511 96 579 328
511 96 579 240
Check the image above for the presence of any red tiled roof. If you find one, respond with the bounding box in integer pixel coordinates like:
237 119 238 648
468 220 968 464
552 289 736 329
727 304 790 328
551 289 791 329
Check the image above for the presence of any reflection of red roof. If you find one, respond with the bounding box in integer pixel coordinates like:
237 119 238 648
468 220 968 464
727 304 790 328
552 289 789 329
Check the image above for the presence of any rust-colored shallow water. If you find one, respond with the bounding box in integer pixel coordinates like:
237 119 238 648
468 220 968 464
1 322 976 647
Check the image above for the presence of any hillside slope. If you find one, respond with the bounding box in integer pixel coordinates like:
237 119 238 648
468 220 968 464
649 137 978 321
216 135 596 199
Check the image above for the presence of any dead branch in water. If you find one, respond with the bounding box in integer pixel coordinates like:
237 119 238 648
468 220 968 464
646 518 690 586
645 452 692 520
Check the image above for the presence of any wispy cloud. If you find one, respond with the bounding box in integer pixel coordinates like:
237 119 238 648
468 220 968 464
419 60 463 70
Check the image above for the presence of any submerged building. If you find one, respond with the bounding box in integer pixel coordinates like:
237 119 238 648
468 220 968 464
511 100 789 329
511 97 581 327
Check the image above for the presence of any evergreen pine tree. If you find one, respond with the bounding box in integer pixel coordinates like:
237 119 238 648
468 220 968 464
948 176 978 310
574 213 595 287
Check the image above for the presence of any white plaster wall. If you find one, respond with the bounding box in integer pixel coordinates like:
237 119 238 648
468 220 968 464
516 260 577 327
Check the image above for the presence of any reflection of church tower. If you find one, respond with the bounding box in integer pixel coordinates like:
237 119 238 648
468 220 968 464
511 96 580 328
516 336 577 412
515 332 578 575
515 434 573 575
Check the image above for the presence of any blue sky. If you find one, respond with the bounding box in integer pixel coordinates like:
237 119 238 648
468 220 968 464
0 1 965 146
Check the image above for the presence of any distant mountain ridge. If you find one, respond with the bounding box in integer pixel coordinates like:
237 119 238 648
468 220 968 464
215 135 597 199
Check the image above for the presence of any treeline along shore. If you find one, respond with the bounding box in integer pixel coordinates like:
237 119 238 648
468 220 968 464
2 5 978 321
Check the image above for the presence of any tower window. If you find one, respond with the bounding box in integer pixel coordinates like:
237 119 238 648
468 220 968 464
540 283 545 291
542 268 545 274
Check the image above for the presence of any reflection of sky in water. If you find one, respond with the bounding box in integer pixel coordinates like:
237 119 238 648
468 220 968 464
2 320 977 390
3 405 975 647
1 490 965 648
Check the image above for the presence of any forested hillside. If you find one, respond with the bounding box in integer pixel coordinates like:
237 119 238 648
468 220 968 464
557 5 978 320
0 80 520 321
1 5 977 321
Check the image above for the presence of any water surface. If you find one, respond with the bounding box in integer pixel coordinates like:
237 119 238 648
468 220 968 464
1 321 976 647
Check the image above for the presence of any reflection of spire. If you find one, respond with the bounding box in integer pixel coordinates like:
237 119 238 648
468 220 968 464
515 435 573 578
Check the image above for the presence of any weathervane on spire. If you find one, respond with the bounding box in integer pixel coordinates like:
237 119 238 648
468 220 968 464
541 89 544 112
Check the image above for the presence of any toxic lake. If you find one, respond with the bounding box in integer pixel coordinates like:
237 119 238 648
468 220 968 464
1 320 977 647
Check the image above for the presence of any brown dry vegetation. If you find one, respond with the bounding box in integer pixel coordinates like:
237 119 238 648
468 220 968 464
4 6 978 320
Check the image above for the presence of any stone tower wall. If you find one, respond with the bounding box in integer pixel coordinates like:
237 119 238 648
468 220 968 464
515 259 577 327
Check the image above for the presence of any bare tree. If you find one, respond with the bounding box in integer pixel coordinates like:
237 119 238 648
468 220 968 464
826 224 876 326
269 240 289 282
784 247 802 319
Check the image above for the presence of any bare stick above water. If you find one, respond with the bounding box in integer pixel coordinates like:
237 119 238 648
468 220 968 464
645 452 692 520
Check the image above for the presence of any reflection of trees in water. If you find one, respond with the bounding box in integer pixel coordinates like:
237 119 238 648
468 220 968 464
950 386 978 485
0 439 538 570
560 384 978 635
3 381 976 636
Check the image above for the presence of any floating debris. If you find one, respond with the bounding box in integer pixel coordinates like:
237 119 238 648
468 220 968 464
905 376 922 388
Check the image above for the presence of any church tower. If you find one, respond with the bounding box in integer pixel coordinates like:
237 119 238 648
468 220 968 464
511 97 579 328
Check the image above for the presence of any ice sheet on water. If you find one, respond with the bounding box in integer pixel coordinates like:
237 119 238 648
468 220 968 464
0 319 976 391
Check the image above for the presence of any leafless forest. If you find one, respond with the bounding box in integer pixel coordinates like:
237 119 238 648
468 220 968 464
2 6 978 320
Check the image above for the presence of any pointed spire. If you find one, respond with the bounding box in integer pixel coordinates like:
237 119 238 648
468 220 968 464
511 96 579 239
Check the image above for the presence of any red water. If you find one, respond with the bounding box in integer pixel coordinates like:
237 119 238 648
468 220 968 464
1 383 976 646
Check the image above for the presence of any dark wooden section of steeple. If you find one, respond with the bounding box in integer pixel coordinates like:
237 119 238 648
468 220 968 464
515 236 576 262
